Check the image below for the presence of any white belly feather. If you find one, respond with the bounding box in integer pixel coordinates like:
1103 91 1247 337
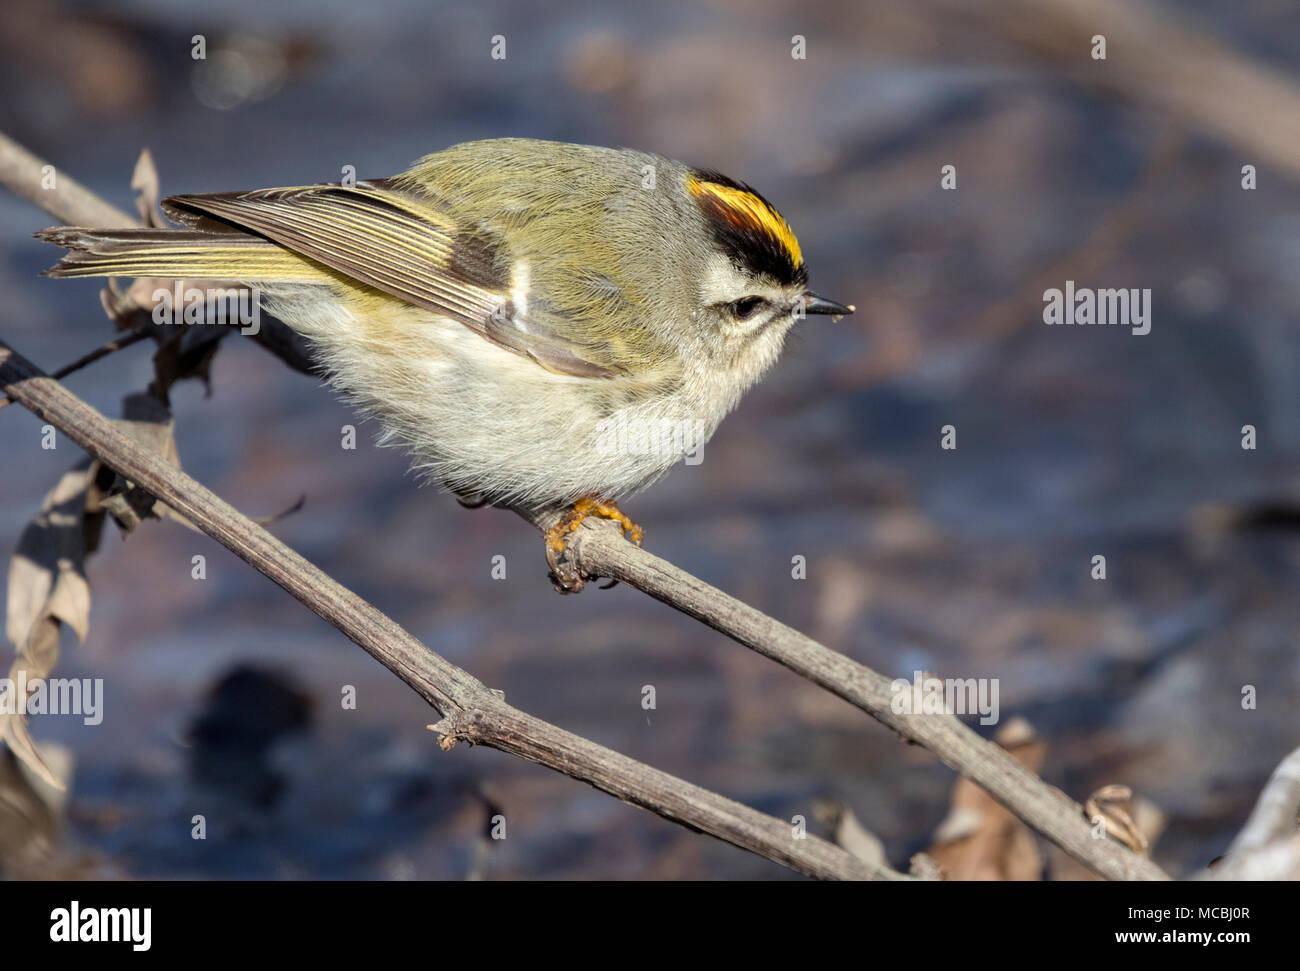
258 284 718 509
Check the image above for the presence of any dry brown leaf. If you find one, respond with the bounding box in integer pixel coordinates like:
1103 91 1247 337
130 147 165 228
1085 784 1150 856
926 716 1046 880
1049 792 1165 880
2 388 191 789
2 465 102 790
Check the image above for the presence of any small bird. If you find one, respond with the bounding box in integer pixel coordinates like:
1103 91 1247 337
38 138 853 589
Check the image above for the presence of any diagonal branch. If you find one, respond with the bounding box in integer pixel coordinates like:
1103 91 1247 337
538 514 1168 880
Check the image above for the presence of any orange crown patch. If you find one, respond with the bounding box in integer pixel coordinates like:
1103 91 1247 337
687 172 806 287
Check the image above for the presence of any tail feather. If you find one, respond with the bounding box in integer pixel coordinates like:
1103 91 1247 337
36 226 331 282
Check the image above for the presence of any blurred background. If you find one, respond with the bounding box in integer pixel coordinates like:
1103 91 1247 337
2 0 1300 879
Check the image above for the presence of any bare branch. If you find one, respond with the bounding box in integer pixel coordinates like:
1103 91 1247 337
0 132 136 229
0 329 151 410
538 514 1168 881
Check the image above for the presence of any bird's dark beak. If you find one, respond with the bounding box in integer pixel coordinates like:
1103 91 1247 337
799 292 855 320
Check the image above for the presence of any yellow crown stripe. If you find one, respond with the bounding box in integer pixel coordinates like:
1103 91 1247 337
687 176 803 268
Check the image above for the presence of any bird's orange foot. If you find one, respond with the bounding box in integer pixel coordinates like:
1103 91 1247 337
544 496 644 593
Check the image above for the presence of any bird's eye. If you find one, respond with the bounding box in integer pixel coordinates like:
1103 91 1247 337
729 296 765 321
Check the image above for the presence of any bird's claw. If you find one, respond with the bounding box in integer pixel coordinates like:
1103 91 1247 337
543 496 643 594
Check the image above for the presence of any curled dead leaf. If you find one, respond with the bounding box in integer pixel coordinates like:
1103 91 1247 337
1085 784 1149 857
2 464 102 791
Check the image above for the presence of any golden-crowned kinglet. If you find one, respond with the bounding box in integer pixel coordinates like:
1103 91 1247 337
39 138 853 589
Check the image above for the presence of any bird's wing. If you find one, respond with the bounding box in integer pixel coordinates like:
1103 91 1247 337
162 180 618 378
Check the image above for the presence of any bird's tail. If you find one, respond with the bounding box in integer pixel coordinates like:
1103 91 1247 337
36 226 331 283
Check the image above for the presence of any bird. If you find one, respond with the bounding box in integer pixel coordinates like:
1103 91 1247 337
37 138 853 590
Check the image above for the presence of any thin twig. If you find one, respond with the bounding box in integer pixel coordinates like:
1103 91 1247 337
0 341 903 881
0 329 151 410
